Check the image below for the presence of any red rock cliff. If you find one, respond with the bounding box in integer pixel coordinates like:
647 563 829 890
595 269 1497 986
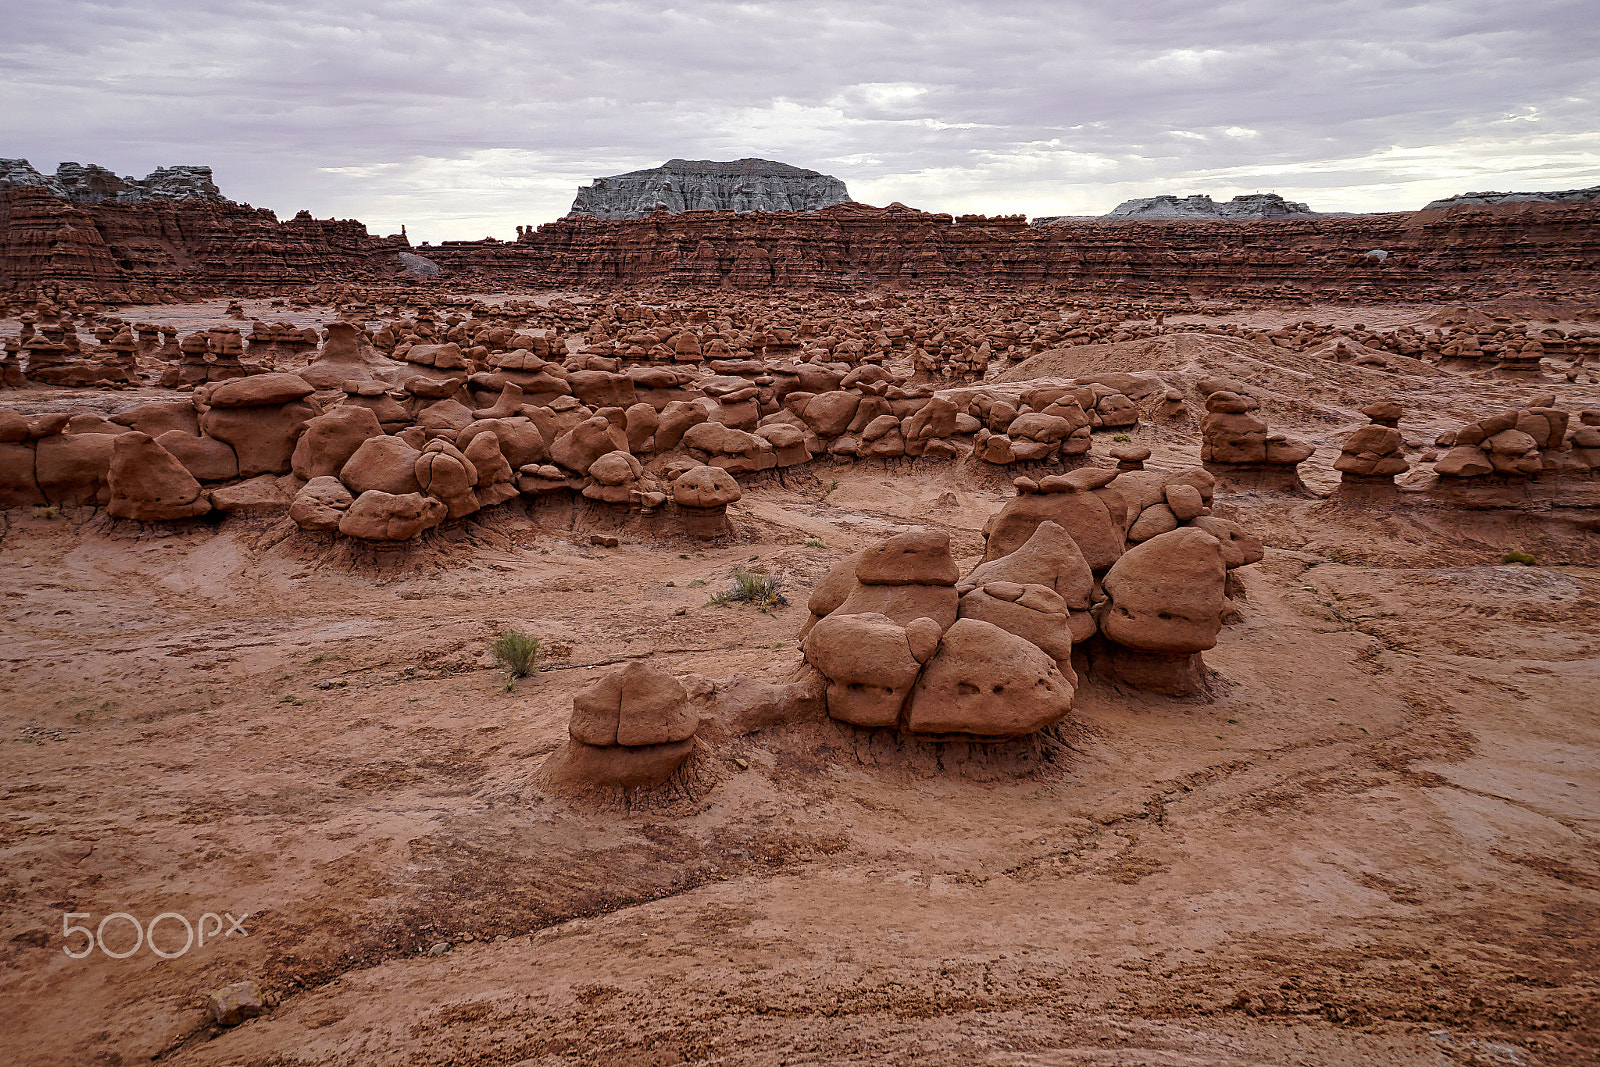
0 185 410 293
427 198 1600 297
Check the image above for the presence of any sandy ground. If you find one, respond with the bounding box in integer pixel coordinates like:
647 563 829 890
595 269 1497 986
1 296 1597 1066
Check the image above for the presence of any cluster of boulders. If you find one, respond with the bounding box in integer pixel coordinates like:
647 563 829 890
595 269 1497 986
799 464 1262 728
1434 396 1600 478
964 379 1143 465
799 529 1075 739
0 301 1169 537
3 314 139 386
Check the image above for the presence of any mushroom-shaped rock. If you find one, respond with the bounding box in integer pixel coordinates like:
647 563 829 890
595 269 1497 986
1100 528 1226 654
802 612 924 728
289 476 355 531
548 662 699 792
301 322 403 389
569 661 697 747
672 464 741 508
582 449 645 504
905 619 1075 739
106 432 210 521
337 490 447 541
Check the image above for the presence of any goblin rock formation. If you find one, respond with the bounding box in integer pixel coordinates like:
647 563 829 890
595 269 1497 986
567 158 851 220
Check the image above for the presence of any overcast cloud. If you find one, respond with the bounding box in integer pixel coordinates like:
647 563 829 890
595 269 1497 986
3 0 1597 242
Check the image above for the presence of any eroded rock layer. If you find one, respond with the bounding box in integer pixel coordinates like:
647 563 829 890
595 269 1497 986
429 198 1600 297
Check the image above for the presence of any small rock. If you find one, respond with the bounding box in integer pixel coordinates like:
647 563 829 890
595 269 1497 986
590 534 619 548
428 942 451 956
673 606 688 616
207 980 265 1027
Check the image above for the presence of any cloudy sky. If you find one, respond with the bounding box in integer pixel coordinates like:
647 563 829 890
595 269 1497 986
4 0 1597 242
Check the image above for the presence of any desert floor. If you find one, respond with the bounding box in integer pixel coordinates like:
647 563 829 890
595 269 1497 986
1 296 1596 1067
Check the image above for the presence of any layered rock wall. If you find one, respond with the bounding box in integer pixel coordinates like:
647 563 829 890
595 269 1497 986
0 185 410 293
427 197 1600 296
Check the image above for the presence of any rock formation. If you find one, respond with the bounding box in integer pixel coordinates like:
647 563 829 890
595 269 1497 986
1334 401 1409 486
0 160 224 203
567 159 850 220
0 166 411 292
1099 193 1321 221
543 661 701 792
1197 381 1314 490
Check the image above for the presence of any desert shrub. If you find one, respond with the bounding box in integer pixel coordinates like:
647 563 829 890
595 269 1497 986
491 630 542 679
1501 551 1537 566
709 569 787 612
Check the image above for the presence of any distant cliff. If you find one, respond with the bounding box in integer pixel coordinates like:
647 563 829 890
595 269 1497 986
0 161 410 293
1102 193 1320 221
1421 186 1600 211
567 158 851 220
1029 193 1324 227
0 159 224 204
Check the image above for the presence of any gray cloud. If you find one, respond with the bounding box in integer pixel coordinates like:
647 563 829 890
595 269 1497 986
3 0 1596 241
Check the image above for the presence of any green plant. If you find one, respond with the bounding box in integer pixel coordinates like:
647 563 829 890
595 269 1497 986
30 505 57 520
1112 433 1131 443
708 569 787 612
491 629 542 682
803 537 827 549
1501 551 1537 566
821 479 841 502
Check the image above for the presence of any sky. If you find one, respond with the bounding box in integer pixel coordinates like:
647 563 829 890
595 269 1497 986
3 0 1598 243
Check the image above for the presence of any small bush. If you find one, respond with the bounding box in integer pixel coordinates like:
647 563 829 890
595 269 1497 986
803 537 827 549
491 630 541 679
1112 433 1131 443
709 569 787 612
1501 551 1537 566
30 505 57 520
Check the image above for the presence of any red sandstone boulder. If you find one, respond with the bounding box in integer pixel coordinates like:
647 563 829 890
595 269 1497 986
106 432 210 521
